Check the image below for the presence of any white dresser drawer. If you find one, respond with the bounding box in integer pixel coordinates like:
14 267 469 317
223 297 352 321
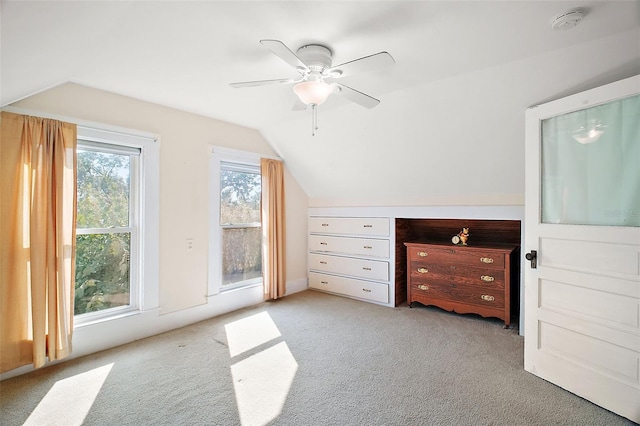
309 235 389 258
309 272 389 304
309 217 389 237
309 253 389 281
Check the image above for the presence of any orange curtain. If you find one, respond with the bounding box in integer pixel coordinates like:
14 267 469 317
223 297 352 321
261 158 286 300
0 111 77 372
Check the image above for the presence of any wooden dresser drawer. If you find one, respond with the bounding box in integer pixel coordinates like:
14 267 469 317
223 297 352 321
309 217 390 237
309 253 389 281
309 234 389 258
408 262 505 289
408 245 506 269
410 281 505 309
309 272 389 304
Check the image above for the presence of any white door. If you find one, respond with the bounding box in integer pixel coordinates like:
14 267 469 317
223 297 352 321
524 75 640 422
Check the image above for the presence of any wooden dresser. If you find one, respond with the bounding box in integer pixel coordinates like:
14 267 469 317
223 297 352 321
404 242 519 327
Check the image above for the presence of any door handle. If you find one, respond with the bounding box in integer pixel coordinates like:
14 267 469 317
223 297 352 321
525 250 537 269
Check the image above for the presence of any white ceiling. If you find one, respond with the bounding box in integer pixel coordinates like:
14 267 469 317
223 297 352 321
3 1 640 203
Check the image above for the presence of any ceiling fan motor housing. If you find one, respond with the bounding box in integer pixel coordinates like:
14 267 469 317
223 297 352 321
296 44 333 72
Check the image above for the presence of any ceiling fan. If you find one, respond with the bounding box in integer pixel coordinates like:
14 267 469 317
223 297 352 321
230 39 394 135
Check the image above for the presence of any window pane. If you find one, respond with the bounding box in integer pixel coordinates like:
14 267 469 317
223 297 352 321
220 168 261 225
75 233 130 315
541 94 640 226
222 227 262 286
77 150 131 228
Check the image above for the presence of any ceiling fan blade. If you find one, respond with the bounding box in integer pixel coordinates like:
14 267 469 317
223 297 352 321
292 97 308 111
230 78 297 88
328 52 395 78
333 83 380 109
260 39 309 72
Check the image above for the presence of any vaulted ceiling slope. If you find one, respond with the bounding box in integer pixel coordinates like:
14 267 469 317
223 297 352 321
2 1 639 205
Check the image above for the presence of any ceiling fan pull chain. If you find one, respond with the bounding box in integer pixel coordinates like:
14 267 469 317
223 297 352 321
312 104 318 136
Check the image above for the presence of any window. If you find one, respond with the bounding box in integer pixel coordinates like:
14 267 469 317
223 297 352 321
74 126 159 324
75 141 140 317
220 162 262 286
209 147 264 294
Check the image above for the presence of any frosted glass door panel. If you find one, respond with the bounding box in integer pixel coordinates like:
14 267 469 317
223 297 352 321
541 94 639 227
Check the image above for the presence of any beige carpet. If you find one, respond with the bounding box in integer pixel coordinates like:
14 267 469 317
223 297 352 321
0 290 634 425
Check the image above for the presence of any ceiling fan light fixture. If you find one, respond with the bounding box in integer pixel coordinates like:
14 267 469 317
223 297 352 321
293 81 334 105
572 119 606 144
572 128 604 144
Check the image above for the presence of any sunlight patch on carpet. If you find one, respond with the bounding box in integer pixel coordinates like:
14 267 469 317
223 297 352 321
225 311 282 357
24 363 113 426
226 312 298 425
231 342 298 425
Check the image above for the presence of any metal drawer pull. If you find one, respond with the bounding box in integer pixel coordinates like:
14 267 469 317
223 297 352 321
320 242 327 245
363 224 373 228
321 223 329 227
362 267 372 271
418 285 429 291
320 280 328 285
480 257 494 264
362 288 372 293
417 267 429 274
320 261 327 264
417 251 428 257
481 275 495 282
481 294 495 302
363 245 373 249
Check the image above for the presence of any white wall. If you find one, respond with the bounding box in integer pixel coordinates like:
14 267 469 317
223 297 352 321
1 83 308 379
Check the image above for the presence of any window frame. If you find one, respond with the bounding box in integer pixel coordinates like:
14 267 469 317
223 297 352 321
74 126 159 326
208 147 266 296
75 141 140 321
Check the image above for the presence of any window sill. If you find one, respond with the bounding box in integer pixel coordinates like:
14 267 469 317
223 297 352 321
219 280 263 294
74 308 141 329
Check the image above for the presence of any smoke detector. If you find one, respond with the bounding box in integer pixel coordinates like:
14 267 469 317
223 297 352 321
551 9 585 30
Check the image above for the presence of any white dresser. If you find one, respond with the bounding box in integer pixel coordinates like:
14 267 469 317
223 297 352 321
308 216 392 306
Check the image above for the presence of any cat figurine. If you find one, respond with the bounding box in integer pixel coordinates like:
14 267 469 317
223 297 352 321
458 227 469 245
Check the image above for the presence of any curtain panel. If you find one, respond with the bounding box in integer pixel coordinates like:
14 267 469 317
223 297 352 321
0 111 77 373
260 158 286 300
